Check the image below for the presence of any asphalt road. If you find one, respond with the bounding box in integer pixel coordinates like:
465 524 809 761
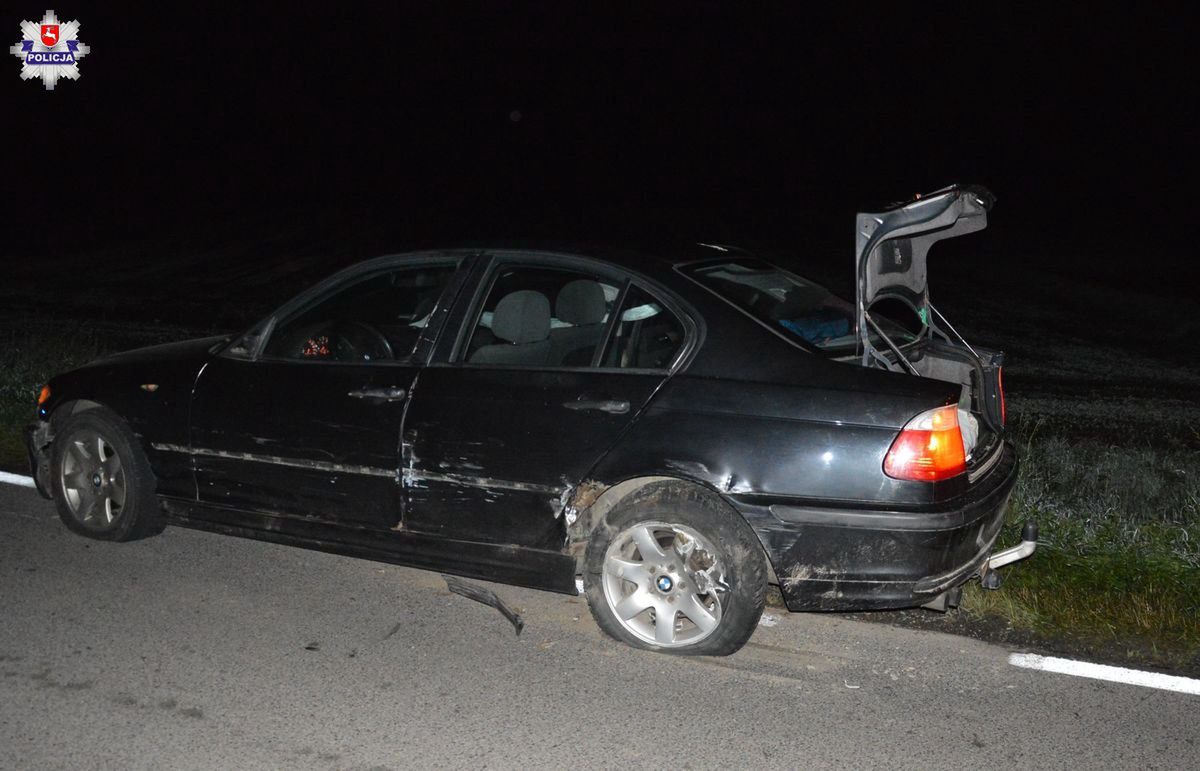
1 484 1195 770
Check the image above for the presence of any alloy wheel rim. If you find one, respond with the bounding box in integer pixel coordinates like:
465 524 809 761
59 430 126 530
601 520 729 647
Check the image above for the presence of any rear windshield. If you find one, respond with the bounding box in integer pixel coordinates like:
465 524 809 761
684 259 918 354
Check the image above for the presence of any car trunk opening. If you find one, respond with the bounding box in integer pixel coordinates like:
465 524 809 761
682 184 1006 475
854 184 1005 467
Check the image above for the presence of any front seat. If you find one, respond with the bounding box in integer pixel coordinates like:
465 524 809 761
468 290 552 366
549 279 607 366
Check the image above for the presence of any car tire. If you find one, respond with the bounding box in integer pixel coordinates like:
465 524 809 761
51 407 162 542
584 481 767 656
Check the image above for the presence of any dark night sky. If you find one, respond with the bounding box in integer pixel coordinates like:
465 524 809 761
5 4 1193 286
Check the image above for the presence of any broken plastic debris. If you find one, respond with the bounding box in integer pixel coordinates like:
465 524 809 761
758 614 780 627
443 575 525 636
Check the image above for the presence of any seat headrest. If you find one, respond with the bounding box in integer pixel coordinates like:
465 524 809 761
555 280 607 325
492 290 551 344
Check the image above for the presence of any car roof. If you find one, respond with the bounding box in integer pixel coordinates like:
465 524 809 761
414 240 757 272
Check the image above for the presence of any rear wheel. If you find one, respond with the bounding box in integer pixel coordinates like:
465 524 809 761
584 482 767 655
52 408 161 541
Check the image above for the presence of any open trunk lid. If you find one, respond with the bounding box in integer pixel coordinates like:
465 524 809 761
854 184 1006 445
855 184 993 351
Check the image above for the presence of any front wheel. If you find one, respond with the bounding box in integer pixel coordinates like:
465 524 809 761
51 407 161 541
584 482 767 655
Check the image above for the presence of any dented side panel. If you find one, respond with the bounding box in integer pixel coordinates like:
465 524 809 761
401 366 666 550
159 497 579 595
590 374 1018 610
591 374 965 508
189 357 412 529
756 445 1018 610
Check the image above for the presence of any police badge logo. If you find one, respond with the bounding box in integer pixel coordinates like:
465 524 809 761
10 10 89 90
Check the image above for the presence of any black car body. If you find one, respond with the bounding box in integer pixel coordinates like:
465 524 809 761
27 185 1028 653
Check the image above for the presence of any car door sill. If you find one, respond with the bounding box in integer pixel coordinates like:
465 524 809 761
157 497 578 595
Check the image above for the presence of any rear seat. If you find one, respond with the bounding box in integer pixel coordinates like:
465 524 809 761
548 279 607 366
468 290 552 366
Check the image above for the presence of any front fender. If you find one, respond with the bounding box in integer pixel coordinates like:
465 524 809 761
36 338 221 498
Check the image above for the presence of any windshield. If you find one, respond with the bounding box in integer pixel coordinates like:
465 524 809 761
684 259 920 354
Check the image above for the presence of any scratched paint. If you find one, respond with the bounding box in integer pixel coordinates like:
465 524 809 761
150 443 396 479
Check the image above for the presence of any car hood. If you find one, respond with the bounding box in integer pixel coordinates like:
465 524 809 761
85 335 230 369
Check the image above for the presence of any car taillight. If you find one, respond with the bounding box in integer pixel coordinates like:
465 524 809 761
998 366 1007 425
883 405 967 482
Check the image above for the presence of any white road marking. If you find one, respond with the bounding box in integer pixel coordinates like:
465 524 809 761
0 471 36 489
1009 653 1200 696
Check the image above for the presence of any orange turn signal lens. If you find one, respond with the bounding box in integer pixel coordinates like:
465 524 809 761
37 385 51 406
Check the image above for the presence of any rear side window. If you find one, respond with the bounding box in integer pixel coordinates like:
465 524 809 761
463 266 620 367
602 286 686 370
685 259 917 354
461 264 687 371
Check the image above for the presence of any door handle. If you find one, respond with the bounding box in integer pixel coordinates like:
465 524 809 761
563 397 630 415
348 386 407 402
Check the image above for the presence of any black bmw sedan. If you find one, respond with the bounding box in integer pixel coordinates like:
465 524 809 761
26 185 1032 655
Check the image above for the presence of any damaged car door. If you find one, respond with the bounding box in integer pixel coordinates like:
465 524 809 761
402 253 694 550
187 258 463 529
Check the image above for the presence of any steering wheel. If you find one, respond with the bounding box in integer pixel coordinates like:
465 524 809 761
334 321 395 361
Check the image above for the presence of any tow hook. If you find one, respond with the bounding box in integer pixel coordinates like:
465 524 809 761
980 521 1038 590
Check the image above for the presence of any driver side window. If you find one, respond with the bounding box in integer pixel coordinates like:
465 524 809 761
262 264 457 363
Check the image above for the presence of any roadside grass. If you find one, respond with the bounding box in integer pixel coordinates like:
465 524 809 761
962 418 1200 668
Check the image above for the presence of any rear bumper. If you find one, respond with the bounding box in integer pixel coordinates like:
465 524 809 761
745 443 1019 611
25 422 53 499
